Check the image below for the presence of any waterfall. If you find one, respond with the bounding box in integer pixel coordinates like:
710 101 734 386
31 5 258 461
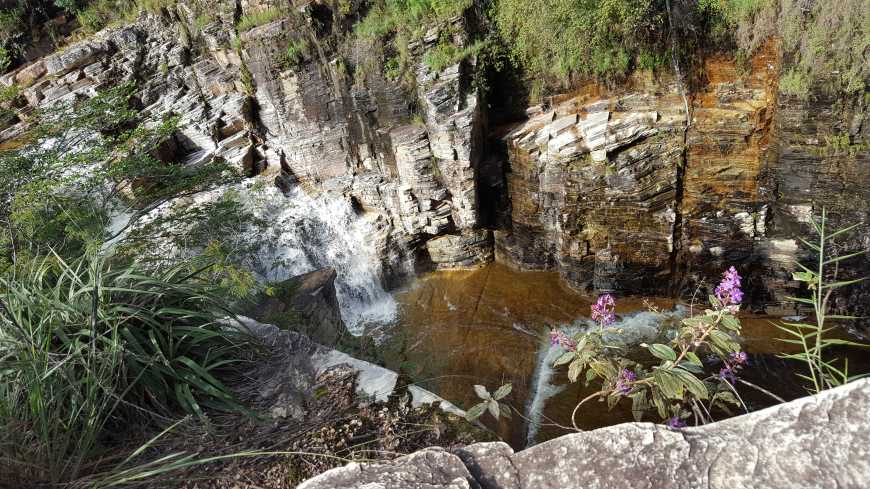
524 332 568 446
524 306 688 445
241 183 398 333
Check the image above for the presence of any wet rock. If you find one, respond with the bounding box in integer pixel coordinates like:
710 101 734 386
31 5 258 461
301 379 870 489
427 230 494 269
246 268 349 347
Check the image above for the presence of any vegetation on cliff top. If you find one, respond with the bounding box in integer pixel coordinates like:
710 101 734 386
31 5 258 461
491 0 866 98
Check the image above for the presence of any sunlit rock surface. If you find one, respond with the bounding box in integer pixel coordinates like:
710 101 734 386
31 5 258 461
299 379 870 489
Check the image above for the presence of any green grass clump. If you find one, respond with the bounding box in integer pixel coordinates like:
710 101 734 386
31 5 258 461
237 7 284 32
424 38 482 73
280 38 310 70
0 252 258 484
353 0 473 85
492 0 670 88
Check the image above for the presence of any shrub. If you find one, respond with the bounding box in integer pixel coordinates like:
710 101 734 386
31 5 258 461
237 7 283 32
471 268 750 427
353 0 473 85
0 251 258 483
779 67 810 99
715 0 868 96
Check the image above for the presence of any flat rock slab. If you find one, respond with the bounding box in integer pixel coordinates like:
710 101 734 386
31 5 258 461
300 379 870 489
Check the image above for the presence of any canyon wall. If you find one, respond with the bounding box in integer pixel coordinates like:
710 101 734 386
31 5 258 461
0 1 867 316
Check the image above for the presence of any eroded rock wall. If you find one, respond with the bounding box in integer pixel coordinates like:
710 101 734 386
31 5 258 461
496 41 868 314
0 1 494 286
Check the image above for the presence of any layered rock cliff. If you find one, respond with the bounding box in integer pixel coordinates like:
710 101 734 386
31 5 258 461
0 1 867 317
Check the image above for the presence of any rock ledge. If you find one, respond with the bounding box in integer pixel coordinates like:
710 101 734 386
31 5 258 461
299 379 870 489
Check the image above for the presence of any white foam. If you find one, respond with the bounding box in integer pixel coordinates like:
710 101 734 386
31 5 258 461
239 184 397 333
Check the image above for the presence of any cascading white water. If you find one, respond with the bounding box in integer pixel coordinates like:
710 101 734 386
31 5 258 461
239 183 398 333
108 178 399 334
523 306 688 445
524 331 568 446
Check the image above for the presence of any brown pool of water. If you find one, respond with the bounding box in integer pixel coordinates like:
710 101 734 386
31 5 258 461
380 262 870 449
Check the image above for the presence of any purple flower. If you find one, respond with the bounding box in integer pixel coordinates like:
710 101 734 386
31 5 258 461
729 351 748 366
591 294 616 327
714 267 743 306
614 368 637 394
666 416 686 428
549 329 575 351
718 366 736 384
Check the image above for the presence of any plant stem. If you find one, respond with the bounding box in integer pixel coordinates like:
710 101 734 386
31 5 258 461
737 378 787 404
571 391 605 431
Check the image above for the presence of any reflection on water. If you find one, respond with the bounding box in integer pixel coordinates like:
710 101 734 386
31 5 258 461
383 262 870 449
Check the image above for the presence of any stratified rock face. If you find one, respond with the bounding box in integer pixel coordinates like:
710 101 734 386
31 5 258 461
0 2 493 285
427 230 494 269
497 41 868 312
299 379 870 489
2 4 867 313
498 82 687 293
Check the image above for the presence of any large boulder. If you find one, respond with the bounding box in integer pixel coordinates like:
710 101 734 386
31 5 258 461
299 379 870 489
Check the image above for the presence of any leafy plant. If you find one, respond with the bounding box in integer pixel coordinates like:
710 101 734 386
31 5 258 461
0 45 11 73
777 209 869 394
551 270 748 428
0 251 258 483
465 383 512 422
423 38 482 73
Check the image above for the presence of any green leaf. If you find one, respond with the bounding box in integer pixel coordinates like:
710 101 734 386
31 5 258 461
585 368 597 385
553 351 574 367
684 351 703 366
499 402 513 419
829 222 862 239
629 391 649 422
473 384 490 400
487 400 500 419
654 369 683 399
824 250 866 265
671 367 709 400
822 278 866 290
678 361 704 374
465 402 487 421
721 314 741 332
648 343 677 361
797 237 821 252
568 358 585 383
493 383 512 400
784 296 815 306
